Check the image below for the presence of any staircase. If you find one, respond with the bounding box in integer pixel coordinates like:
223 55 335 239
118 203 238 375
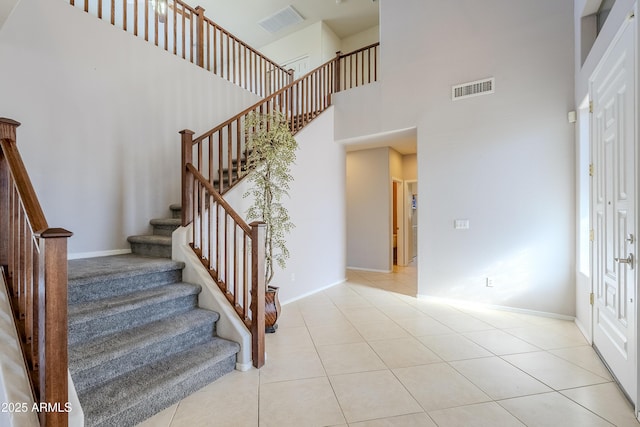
68 208 239 426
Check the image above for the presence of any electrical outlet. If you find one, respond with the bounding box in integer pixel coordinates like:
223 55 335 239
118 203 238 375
486 277 494 287
291 273 296 282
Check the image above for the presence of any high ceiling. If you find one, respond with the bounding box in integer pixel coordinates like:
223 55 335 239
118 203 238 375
196 0 380 48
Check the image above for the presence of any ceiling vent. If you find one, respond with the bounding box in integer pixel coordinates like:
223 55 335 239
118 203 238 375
452 77 495 101
258 5 305 34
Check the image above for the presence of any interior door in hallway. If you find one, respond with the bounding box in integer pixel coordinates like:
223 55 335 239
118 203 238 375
591 17 637 405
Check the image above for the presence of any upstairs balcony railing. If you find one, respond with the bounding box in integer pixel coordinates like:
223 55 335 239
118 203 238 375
0 118 72 427
68 0 294 97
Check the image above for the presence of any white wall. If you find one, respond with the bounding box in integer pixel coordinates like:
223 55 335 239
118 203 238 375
0 0 260 257
0 0 18 30
336 0 576 315
341 25 379 54
346 147 391 272
259 21 341 72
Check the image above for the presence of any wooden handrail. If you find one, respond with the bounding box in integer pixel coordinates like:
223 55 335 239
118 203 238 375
0 118 72 427
68 0 293 97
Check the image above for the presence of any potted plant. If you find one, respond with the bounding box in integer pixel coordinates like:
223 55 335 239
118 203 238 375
243 110 298 333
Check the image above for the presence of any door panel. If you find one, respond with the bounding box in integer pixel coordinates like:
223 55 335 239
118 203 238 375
591 18 636 404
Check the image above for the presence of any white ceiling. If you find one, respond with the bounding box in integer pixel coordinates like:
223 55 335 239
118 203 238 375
342 128 418 155
197 0 380 48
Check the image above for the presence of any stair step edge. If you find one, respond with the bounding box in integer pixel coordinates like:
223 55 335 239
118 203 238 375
127 235 172 246
68 254 184 286
80 339 240 426
69 308 220 369
68 283 201 325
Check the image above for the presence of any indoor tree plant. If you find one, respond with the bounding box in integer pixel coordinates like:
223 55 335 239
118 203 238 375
243 110 298 333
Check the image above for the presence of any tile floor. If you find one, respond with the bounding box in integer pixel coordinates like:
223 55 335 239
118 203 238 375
138 265 640 427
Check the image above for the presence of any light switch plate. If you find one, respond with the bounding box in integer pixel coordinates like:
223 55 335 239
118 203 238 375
454 219 470 229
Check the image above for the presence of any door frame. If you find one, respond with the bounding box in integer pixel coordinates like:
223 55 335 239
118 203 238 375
588 9 639 413
392 177 405 266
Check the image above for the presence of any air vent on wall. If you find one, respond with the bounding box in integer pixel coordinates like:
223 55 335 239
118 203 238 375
258 5 305 34
452 77 495 101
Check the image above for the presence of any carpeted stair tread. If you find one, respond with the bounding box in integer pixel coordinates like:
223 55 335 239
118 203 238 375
80 338 239 427
68 254 184 286
127 234 172 246
149 218 181 227
68 282 200 323
69 308 219 368
69 309 220 393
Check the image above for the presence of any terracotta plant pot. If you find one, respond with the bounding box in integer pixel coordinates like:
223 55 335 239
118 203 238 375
265 285 281 333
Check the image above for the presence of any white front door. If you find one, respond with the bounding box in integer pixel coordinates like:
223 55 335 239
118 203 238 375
591 17 637 404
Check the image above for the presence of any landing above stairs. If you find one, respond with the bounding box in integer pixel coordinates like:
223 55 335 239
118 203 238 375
68 254 239 427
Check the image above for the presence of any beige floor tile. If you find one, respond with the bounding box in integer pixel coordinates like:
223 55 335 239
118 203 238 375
502 352 611 390
265 326 315 355
413 302 465 319
350 413 437 426
317 342 386 375
341 306 392 324
428 402 526 427
449 356 551 399
369 337 441 368
498 392 614 427
393 363 491 411
463 329 541 355
300 307 350 327
435 313 496 333
308 322 365 346
376 303 426 321
170 370 259 427
561 382 639 427
259 377 346 427
329 370 423 423
395 316 455 337
418 334 493 361
352 319 411 341
549 346 613 380
505 326 587 350
457 308 533 329
260 348 326 384
274 304 306 329
136 403 177 427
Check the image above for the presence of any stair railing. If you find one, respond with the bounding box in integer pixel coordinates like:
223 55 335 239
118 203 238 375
179 44 379 368
68 0 294 97
179 142 266 368
335 42 380 92
0 118 73 427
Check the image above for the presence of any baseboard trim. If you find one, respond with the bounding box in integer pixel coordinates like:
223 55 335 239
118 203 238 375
416 294 576 321
346 266 393 273
280 278 347 306
68 249 132 260
574 317 592 344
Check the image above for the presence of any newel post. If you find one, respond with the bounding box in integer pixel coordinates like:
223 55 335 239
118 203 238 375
287 68 295 85
0 118 20 268
195 6 205 69
35 227 72 427
180 130 195 226
334 51 342 94
250 221 266 369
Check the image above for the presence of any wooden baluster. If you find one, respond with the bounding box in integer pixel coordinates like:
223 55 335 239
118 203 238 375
0 118 20 268
123 0 127 31
134 0 138 36
334 51 342 93
250 221 266 368
180 129 194 226
36 227 72 427
195 6 205 68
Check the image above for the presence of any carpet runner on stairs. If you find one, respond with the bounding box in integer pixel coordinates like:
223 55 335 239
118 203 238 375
68 254 239 427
